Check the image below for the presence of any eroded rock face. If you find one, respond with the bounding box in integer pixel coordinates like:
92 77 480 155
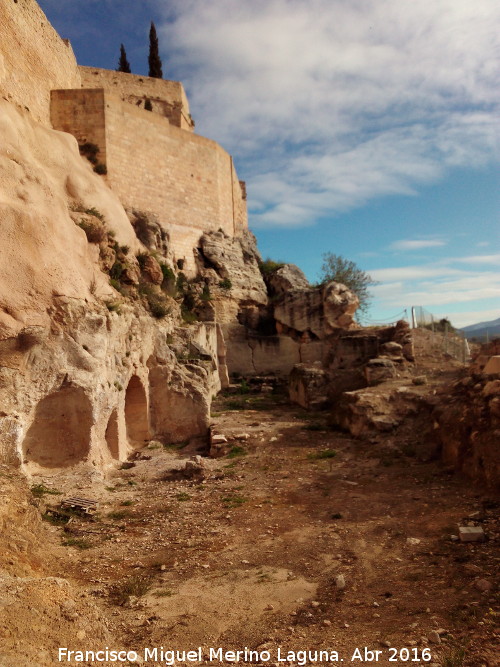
433 372 500 487
267 264 309 296
0 299 219 470
274 281 359 339
0 101 142 339
199 230 267 312
332 385 430 437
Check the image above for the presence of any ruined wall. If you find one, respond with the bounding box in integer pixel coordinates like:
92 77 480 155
0 0 81 126
50 90 248 272
79 66 194 131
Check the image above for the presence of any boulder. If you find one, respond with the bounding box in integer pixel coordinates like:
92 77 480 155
289 363 329 410
267 264 309 296
365 358 396 385
199 230 268 308
274 281 358 339
142 255 163 285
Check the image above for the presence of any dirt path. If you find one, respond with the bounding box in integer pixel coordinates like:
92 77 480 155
26 391 498 667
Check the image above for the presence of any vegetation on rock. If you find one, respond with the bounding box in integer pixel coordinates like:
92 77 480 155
319 252 376 319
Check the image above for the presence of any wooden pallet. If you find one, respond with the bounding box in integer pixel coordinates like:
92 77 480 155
60 497 99 514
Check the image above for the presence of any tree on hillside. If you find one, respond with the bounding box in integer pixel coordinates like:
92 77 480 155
319 253 377 320
117 44 131 73
148 22 163 78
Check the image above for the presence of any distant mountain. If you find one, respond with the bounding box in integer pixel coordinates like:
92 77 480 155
460 316 500 340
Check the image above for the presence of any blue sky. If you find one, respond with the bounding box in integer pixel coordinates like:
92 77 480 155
38 0 500 327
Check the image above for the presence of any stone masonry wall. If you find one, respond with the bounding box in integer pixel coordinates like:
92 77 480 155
0 0 81 126
50 89 107 165
79 66 194 131
50 89 248 273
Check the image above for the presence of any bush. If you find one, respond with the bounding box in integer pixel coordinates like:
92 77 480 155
140 283 170 319
258 258 284 276
136 252 149 269
110 261 124 280
31 484 62 498
219 278 232 290
160 263 175 283
110 574 153 606
77 219 106 244
181 307 197 324
200 284 212 302
319 253 377 320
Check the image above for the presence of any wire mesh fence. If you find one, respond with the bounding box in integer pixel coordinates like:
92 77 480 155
411 306 470 363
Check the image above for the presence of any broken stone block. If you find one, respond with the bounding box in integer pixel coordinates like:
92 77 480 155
289 363 329 410
380 341 403 357
483 356 500 375
209 431 229 458
458 526 485 543
364 358 396 386
181 455 207 480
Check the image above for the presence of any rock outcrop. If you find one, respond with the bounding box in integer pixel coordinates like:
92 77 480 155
274 281 359 339
0 102 221 471
433 368 500 487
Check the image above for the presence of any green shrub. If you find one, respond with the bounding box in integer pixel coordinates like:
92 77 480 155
77 219 106 244
110 261 124 280
176 272 187 292
258 258 285 276
31 484 62 498
181 307 197 324
136 252 149 269
307 449 337 460
62 538 92 550
108 510 132 520
200 284 212 302
227 446 247 458
105 301 121 313
160 263 175 282
149 299 169 319
110 574 153 605
218 278 232 290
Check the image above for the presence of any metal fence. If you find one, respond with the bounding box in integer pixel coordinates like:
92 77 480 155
411 306 470 363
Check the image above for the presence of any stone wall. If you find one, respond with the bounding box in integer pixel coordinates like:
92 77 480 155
50 89 107 164
79 66 194 131
0 0 81 126
50 90 248 273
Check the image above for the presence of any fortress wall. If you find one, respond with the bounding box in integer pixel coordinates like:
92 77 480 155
104 98 246 271
233 172 248 235
50 90 248 273
50 89 107 165
0 0 81 126
79 67 193 131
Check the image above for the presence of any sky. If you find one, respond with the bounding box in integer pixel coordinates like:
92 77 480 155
38 0 500 327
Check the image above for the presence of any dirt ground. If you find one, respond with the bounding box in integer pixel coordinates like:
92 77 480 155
4 368 498 667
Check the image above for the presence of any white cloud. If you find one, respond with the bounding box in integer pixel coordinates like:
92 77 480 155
454 253 500 264
390 239 447 251
158 0 500 227
371 259 500 315
447 308 500 328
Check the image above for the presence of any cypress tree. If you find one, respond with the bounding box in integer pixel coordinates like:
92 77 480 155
117 44 131 73
148 22 163 79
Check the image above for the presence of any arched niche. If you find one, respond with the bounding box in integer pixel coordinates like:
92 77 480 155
124 375 150 448
22 386 92 467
